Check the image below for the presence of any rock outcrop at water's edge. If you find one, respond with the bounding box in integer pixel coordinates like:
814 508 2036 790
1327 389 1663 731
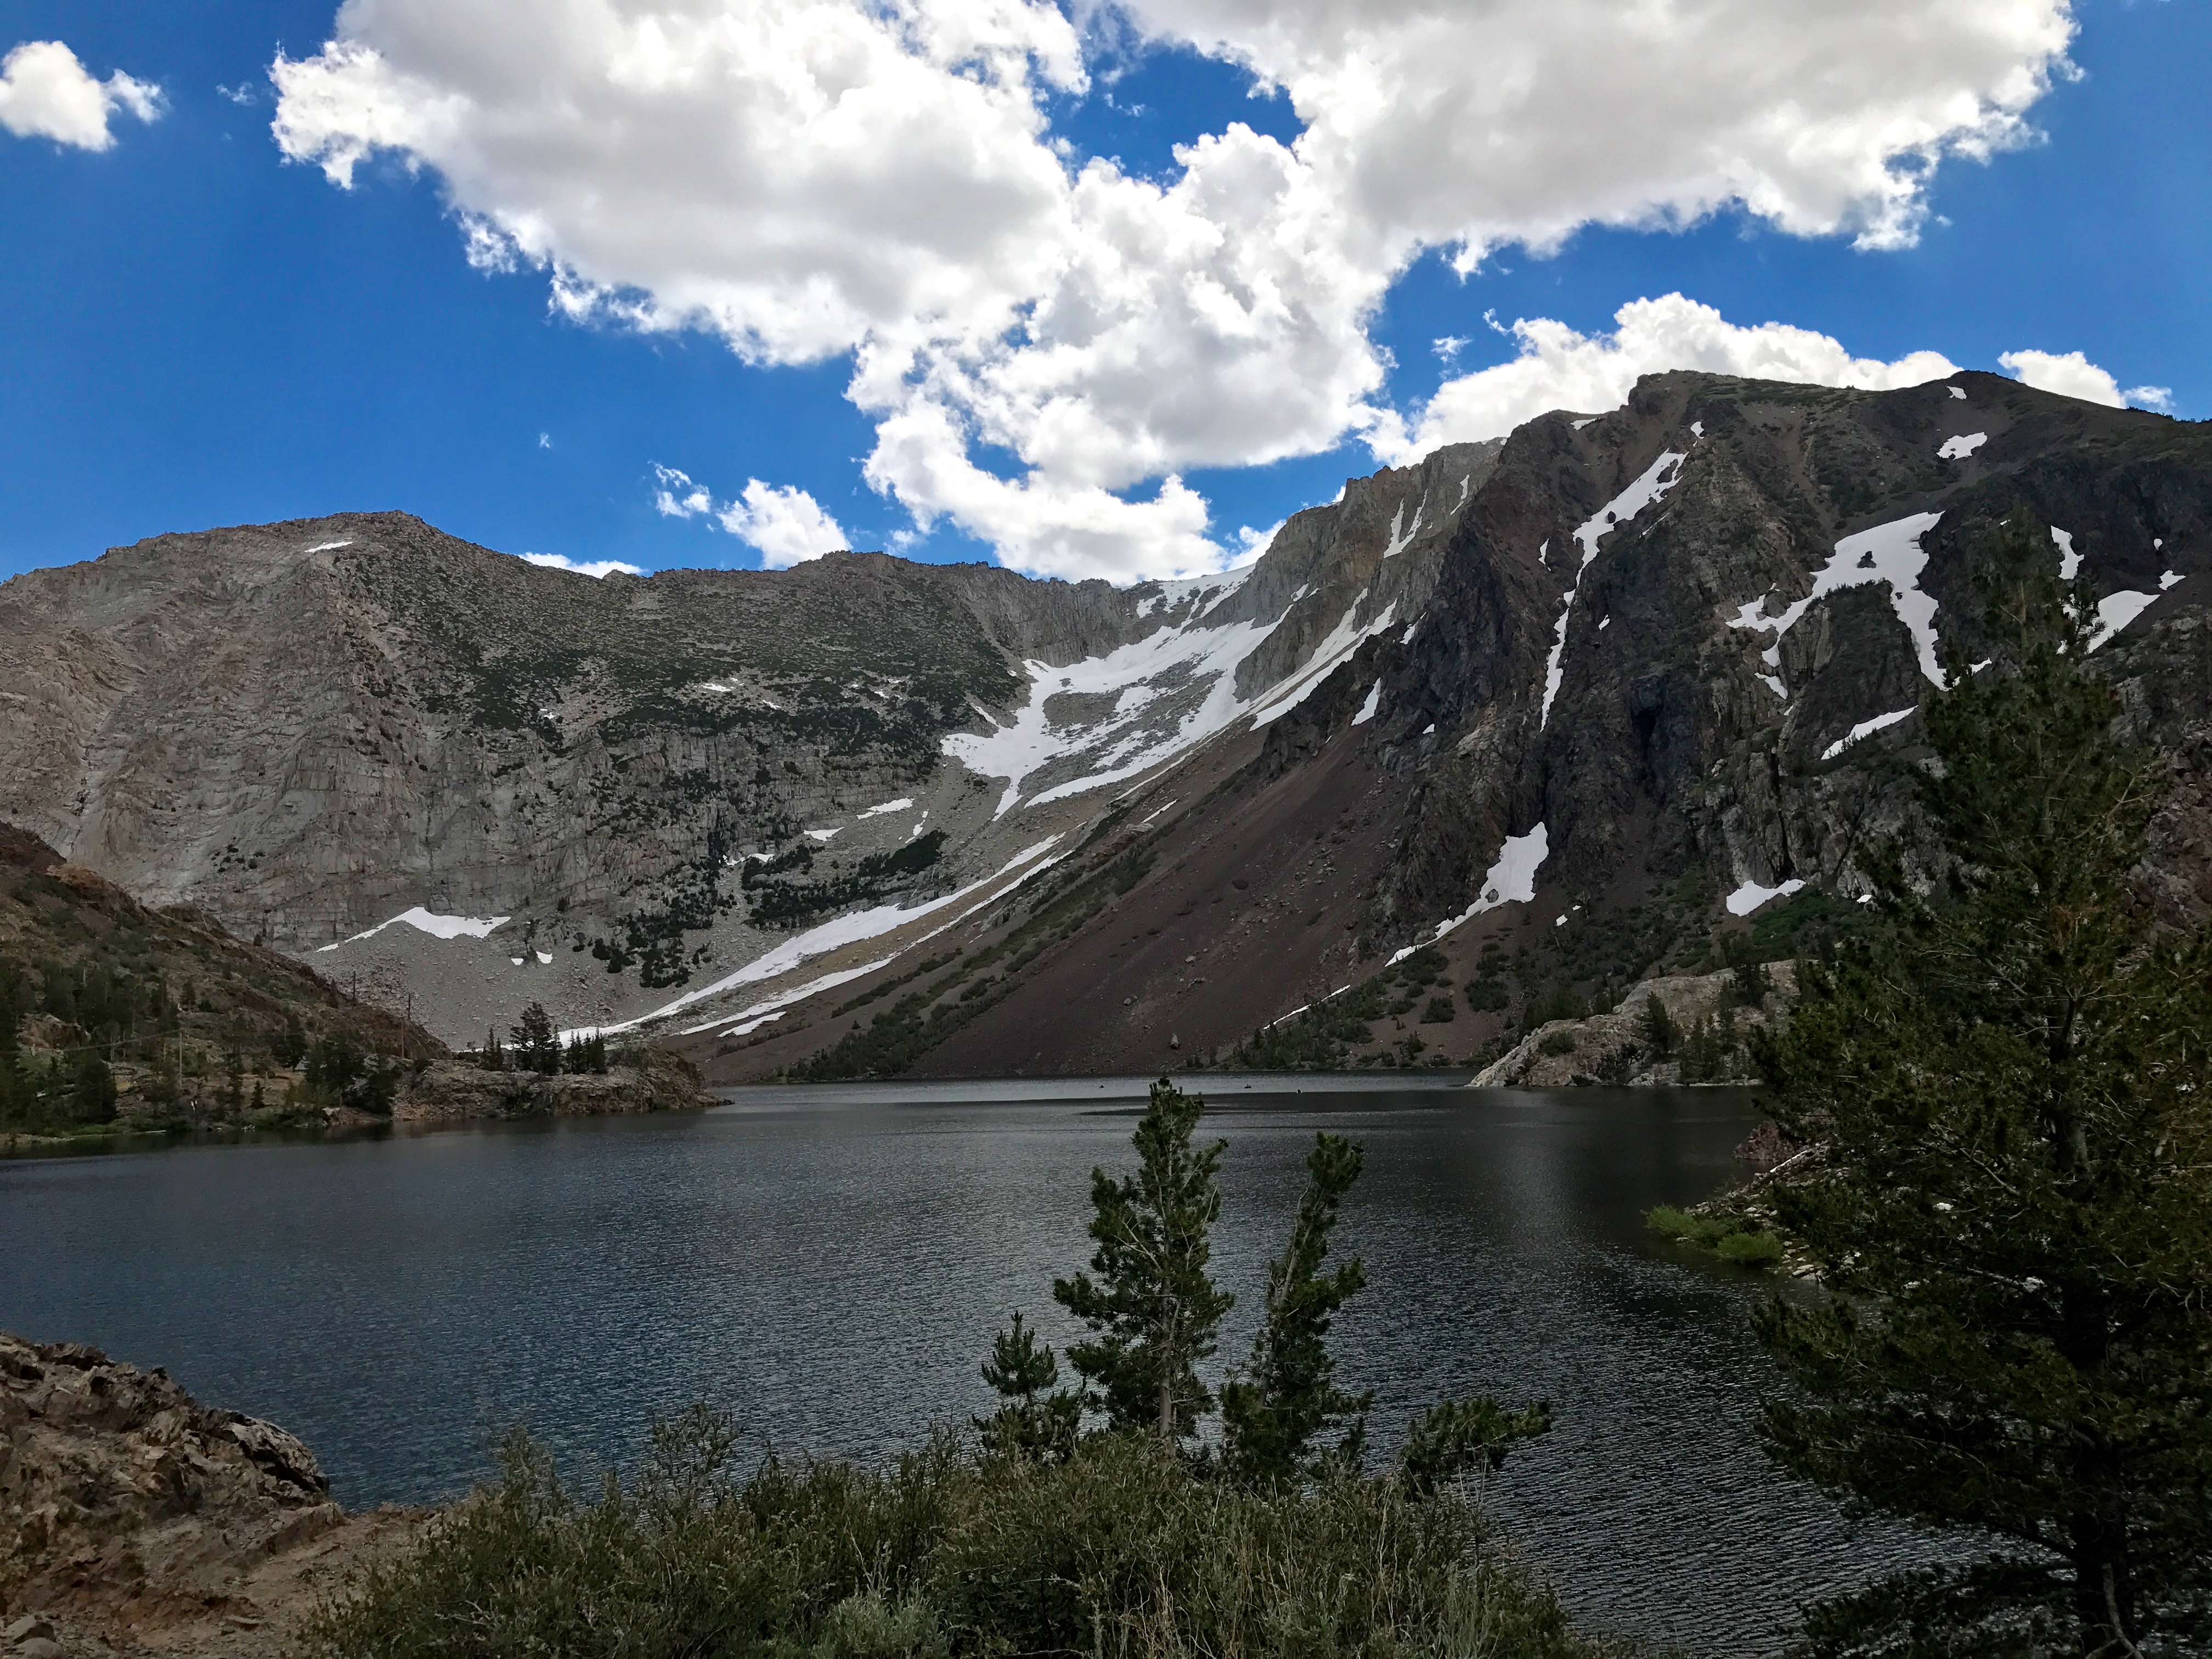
386 1048 714 1125
1471 964 1798 1088
0 1331 425 1657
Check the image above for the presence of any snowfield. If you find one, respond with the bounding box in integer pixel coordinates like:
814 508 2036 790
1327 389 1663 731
1726 878 1805 917
1729 511 1948 686
2087 573 2183 653
575 838 1066 1039
320 907 509 949
947 574 1406 817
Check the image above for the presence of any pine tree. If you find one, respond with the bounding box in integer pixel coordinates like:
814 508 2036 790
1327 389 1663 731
1222 1131 1373 1483
514 1003 560 1076
71 1052 117 1123
1754 512 2212 1656
976 1311 1080 1463
1053 1077 1233 1446
1397 1395 1553 1499
1640 993 1677 1058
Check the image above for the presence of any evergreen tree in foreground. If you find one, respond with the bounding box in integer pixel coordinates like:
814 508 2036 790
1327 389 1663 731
1223 1131 1373 1482
1756 513 2212 1656
1054 1077 1233 1444
976 1310 1081 1463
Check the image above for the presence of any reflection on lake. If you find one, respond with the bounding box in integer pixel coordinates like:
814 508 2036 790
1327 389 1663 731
0 1075 1934 1655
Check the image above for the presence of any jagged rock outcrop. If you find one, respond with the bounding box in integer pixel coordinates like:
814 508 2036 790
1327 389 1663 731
391 1050 713 1123
0 1334 338 1618
1471 965 1798 1088
0 1337 427 1658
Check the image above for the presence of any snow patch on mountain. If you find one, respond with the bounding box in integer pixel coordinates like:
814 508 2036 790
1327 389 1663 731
1729 511 1947 686
1424 825 1550 947
1542 450 1686 726
1352 679 1382 726
321 907 509 949
2086 575 2184 653
1138 563 1254 619
1726 878 1805 917
585 838 1064 1037
1821 706 1917 761
1383 500 1423 559
1938 432 1988 460
1248 599 1399 727
947 608 1276 816
2052 527 2080 582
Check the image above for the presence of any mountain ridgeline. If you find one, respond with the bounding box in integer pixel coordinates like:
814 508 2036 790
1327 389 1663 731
3 371 2208 1080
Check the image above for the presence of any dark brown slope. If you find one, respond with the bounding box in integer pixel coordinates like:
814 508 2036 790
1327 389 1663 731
911 719 1407 1076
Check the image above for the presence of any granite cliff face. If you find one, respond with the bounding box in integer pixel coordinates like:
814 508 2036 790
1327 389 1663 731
4 371 2209 1075
0 443 1494 1046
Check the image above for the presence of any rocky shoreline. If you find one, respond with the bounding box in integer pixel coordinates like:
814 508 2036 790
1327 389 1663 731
1470 963 1798 1089
3 1052 716 1158
0 1334 424 1659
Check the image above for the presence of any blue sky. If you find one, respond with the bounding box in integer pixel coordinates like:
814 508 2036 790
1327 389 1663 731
1 1 2204 585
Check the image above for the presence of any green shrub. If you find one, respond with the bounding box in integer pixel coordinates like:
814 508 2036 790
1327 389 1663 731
1538 1030 1577 1057
308 1415 1616 1659
1644 1205 1732 1248
1419 995 1455 1024
1646 1206 1783 1268
1464 975 1508 1012
1713 1229 1784 1266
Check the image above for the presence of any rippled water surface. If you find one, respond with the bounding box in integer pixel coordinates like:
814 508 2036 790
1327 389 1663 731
0 1076 1935 1654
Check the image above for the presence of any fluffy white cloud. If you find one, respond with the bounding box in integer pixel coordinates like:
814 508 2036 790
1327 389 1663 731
1129 0 2074 257
652 465 850 568
270 1 2076 581
717 479 851 568
1999 348 2172 412
2000 348 2122 405
0 40 160 150
1384 295 1959 459
523 551 644 579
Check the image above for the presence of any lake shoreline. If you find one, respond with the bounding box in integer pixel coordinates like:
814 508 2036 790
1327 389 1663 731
2 1077 1909 1655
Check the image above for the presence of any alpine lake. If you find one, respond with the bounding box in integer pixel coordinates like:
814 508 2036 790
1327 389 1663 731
0 1074 1947 1656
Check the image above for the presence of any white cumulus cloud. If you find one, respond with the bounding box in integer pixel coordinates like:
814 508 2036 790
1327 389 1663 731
650 464 850 567
1381 294 1960 459
268 0 2077 582
523 551 644 579
0 40 160 150
718 480 851 569
1128 0 2073 258
1999 348 2172 412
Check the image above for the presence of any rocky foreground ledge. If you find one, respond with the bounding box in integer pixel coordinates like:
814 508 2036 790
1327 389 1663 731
0 1335 420 1658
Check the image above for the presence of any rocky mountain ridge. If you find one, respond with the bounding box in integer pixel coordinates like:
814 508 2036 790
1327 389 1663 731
4 371 2209 1077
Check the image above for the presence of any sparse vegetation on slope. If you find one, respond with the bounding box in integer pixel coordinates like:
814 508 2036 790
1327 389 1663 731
0 823 437 1138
